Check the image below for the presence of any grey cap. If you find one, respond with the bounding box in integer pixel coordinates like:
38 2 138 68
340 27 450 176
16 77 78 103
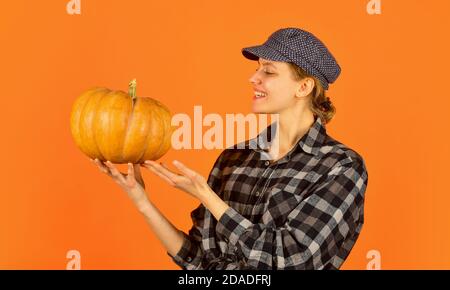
242 27 341 90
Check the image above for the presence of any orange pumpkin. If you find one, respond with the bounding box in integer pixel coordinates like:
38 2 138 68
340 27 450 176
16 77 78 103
70 79 173 164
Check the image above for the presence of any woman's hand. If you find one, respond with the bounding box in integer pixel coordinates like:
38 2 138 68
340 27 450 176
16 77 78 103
141 160 211 200
142 160 230 220
91 158 149 209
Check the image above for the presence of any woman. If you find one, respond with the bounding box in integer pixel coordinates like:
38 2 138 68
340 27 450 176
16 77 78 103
92 27 368 270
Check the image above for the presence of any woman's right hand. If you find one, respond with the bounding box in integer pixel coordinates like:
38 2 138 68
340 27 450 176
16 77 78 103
91 158 149 209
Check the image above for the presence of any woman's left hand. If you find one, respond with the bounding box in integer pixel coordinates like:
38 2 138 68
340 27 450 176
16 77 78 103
141 160 211 199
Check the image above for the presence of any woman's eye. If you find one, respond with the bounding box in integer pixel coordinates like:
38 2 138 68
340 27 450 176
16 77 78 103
255 68 274 75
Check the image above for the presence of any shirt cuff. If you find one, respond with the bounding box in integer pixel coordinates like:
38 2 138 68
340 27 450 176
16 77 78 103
216 207 253 246
167 231 199 269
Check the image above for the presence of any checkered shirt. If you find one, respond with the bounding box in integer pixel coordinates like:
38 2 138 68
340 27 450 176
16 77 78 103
168 116 368 270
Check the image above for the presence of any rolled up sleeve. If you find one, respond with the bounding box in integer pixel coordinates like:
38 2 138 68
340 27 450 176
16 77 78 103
167 229 204 270
167 203 206 269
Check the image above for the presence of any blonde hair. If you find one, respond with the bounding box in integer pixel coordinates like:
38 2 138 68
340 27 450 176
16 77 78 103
287 63 336 124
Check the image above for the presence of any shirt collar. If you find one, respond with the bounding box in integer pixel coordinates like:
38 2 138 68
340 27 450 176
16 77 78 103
250 116 327 158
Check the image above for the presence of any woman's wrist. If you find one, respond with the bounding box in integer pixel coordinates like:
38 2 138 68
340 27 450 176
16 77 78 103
127 188 150 211
136 198 152 214
197 188 229 221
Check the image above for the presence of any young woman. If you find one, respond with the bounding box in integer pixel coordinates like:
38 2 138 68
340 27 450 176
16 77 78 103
92 27 368 270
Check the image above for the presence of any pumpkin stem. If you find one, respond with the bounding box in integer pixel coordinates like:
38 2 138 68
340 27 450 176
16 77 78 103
128 79 137 102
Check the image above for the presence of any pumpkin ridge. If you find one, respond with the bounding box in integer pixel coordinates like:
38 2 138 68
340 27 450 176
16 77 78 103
80 88 108 160
135 105 155 163
94 90 128 162
150 115 167 160
70 88 96 156
121 95 137 163
109 90 132 162
141 98 166 160
151 101 172 160
91 90 109 161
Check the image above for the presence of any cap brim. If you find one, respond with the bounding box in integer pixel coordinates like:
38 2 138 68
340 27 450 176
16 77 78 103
241 45 290 62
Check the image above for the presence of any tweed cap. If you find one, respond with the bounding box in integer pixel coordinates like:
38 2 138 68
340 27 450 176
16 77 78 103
242 27 341 90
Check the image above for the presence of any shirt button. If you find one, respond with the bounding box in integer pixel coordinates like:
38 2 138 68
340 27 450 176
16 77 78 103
186 256 192 262
255 191 261 197
264 160 270 166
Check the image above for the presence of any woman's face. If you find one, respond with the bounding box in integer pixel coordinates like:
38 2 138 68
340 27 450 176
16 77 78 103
249 58 311 114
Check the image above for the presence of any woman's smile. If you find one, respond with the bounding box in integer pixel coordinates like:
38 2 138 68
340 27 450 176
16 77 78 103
253 89 268 101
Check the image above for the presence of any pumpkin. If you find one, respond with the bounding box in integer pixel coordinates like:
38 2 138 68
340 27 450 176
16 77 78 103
70 79 173 164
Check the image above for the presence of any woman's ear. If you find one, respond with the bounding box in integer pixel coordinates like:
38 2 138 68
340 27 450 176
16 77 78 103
296 77 315 98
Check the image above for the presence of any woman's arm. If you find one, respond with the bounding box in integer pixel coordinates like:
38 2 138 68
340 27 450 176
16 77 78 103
136 197 185 257
91 159 184 257
140 154 230 270
145 158 368 270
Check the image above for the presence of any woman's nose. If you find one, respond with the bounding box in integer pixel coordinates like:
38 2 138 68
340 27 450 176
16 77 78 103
249 71 261 84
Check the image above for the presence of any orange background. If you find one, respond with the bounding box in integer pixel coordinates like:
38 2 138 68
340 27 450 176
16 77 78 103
1 0 449 269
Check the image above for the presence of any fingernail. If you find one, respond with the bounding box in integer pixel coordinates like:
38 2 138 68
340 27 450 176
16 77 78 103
145 160 151 164
173 160 179 165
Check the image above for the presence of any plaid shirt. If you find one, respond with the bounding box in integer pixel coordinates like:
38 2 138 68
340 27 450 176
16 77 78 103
168 116 368 270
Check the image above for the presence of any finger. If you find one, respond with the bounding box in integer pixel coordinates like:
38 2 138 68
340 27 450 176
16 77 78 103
126 163 139 187
172 160 199 181
105 161 126 183
159 162 199 188
146 165 176 186
175 161 207 186
94 158 111 175
145 161 179 180
127 163 135 180
160 162 182 176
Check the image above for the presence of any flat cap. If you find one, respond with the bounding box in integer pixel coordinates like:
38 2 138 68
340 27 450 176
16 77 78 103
242 27 341 90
